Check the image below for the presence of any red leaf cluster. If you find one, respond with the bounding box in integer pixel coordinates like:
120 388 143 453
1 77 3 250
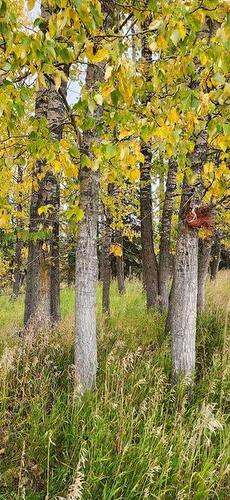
185 206 215 230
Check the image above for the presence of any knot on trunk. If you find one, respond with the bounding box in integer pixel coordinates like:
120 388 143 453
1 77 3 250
185 205 215 230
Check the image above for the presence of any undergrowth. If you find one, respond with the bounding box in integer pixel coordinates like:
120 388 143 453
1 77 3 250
0 272 229 499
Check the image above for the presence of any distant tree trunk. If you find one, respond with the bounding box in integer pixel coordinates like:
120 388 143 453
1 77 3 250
12 164 23 298
115 230 125 295
24 3 68 327
101 188 113 313
210 237 221 280
12 240 23 298
140 29 158 308
67 236 75 287
48 82 67 323
24 95 49 326
75 0 112 392
140 145 159 307
102 221 111 313
197 238 213 313
167 131 207 381
50 207 60 322
159 159 177 311
158 171 164 221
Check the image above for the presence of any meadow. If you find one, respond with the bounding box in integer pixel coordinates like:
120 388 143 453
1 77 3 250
0 272 229 499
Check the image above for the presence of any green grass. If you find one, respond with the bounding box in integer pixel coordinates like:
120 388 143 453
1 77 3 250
0 273 229 499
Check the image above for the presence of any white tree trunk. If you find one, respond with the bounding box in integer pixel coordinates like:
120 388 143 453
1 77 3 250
75 168 99 392
169 224 198 380
159 159 177 311
75 0 112 392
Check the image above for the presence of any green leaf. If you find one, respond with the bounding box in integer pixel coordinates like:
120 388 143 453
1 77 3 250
73 0 84 10
81 154 89 167
148 0 156 10
104 143 117 160
69 145 79 158
111 89 120 107
82 116 96 131
37 205 54 216
0 1 6 16
223 123 230 135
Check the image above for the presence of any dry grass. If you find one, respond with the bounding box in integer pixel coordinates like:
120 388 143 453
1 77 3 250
0 272 229 499
206 270 230 314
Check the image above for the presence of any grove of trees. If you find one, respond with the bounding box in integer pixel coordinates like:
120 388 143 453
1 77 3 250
0 0 229 393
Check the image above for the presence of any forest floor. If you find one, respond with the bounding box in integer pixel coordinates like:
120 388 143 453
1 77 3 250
0 272 229 499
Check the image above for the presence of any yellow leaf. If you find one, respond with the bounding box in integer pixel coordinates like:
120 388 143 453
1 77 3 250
110 243 122 257
204 162 214 175
166 144 173 158
42 242 50 252
177 21 186 40
200 53 208 65
60 139 69 149
119 129 133 140
209 181 221 197
119 143 129 160
129 168 140 182
86 46 109 63
27 0 35 10
101 83 114 99
107 172 116 182
37 72 46 89
0 209 9 229
120 81 133 102
38 205 53 216
154 125 170 139
94 48 109 63
176 171 184 184
156 33 168 51
198 228 213 239
168 108 179 124
49 17 57 38
216 135 229 151
52 160 62 173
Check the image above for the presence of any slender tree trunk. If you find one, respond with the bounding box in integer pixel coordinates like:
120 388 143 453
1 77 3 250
115 230 125 295
210 237 221 280
101 208 112 314
24 4 68 327
67 236 75 287
75 0 112 392
140 29 158 308
48 81 67 323
50 202 60 323
140 144 159 307
101 184 114 313
159 159 177 311
158 171 164 221
12 165 23 298
167 131 207 381
12 240 23 298
197 238 213 312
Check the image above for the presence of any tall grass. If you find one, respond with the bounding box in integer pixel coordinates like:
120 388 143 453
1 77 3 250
0 272 229 499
